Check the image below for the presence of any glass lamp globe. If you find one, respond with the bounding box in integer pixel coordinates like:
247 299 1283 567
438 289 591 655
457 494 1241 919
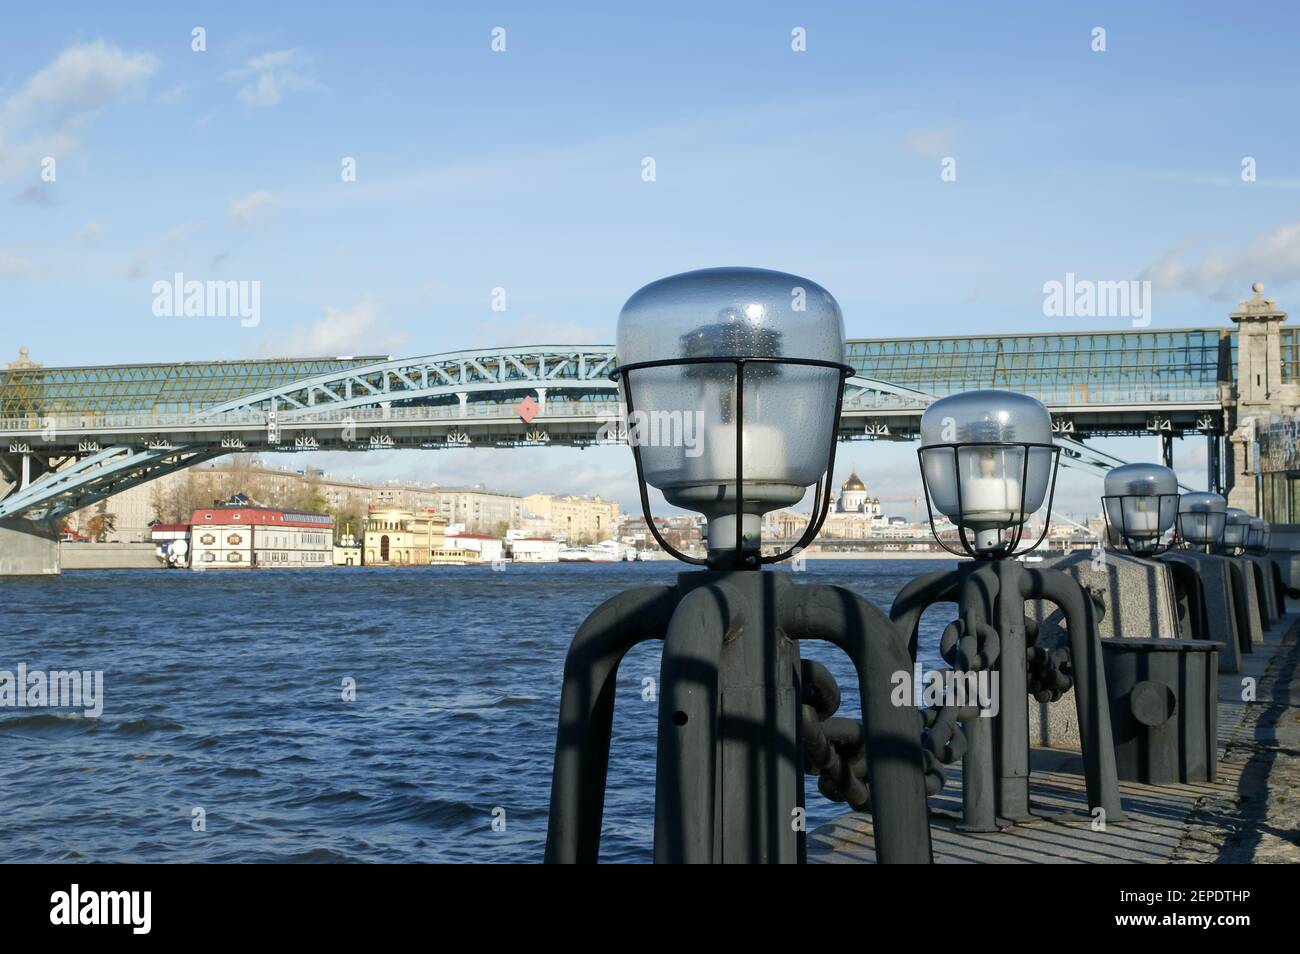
918 389 1055 553
1223 508 1251 550
1102 462 1178 553
1246 517 1268 552
615 267 846 554
1177 492 1226 547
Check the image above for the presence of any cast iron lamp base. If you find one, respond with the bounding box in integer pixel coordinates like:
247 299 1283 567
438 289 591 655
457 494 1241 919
545 570 933 864
890 557 1127 832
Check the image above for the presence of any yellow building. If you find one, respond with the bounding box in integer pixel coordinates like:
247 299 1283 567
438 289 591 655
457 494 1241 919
522 493 620 545
333 543 362 566
364 507 448 565
363 507 478 565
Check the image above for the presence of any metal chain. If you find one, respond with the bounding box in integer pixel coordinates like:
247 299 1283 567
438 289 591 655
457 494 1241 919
799 612 1073 808
799 659 872 811
917 617 1000 795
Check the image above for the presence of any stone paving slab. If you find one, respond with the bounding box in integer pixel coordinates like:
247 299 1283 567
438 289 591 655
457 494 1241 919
809 614 1300 864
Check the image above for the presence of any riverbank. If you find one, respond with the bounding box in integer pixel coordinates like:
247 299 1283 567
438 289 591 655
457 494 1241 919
59 542 157 569
796 549 963 561
808 613 1300 864
56 543 963 569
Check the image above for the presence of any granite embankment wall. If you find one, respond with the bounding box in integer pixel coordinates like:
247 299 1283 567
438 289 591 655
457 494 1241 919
59 542 159 569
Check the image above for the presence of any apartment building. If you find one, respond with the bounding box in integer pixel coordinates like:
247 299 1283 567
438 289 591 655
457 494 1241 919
524 493 620 545
433 487 524 535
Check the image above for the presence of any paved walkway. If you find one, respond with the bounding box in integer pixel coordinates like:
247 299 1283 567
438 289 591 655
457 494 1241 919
809 614 1300 864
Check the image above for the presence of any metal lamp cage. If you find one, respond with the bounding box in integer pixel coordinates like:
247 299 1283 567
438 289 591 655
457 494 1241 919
1175 511 1225 551
1100 492 1181 557
916 441 1062 559
1247 524 1272 554
610 355 854 570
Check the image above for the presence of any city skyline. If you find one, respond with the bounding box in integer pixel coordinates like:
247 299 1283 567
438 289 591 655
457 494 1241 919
83 454 1118 540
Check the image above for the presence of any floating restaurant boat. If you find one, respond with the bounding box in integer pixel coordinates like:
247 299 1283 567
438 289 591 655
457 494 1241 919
558 542 624 562
150 524 190 568
189 506 333 569
558 546 616 562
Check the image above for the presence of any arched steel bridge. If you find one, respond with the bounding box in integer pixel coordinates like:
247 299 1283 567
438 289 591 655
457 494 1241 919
0 327 1239 521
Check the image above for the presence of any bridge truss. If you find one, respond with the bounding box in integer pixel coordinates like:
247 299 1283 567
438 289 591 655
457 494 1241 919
0 344 1224 523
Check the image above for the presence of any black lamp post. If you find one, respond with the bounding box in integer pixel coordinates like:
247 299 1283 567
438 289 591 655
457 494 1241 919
1176 492 1227 554
1171 492 1266 664
1246 518 1271 554
545 267 933 864
1244 518 1292 616
1098 462 1209 643
891 389 1126 831
1101 462 1179 557
1222 507 1252 555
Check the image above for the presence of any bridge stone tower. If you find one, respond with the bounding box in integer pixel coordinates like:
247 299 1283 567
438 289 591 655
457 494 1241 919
1227 282 1291 513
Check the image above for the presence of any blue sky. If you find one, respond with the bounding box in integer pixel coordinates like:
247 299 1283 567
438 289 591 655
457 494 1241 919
3 2 1299 516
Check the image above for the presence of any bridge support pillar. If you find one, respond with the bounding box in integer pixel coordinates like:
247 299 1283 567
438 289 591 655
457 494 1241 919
0 517 60 576
1208 433 1223 495
1226 282 1290 515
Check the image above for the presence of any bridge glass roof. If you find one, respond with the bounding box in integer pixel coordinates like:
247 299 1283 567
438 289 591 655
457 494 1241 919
0 357 386 418
0 329 1245 418
847 328 1232 406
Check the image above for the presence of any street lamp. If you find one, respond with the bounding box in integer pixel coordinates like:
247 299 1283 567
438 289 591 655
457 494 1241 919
1223 507 1251 554
546 267 932 864
918 389 1059 556
613 266 850 567
1176 492 1227 552
1101 462 1179 556
1246 517 1270 554
891 388 1125 832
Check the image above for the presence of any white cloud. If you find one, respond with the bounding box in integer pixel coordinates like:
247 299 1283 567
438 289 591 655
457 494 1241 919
224 49 317 108
227 190 273 225
12 184 55 206
259 300 406 357
156 84 188 106
0 39 158 179
0 251 35 276
118 220 205 280
469 314 606 349
904 126 957 159
1143 222 1300 297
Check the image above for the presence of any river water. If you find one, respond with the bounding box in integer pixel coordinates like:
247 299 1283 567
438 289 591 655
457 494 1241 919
0 560 953 863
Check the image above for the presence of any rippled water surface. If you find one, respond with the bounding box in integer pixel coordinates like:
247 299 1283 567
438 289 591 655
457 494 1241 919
0 560 953 863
